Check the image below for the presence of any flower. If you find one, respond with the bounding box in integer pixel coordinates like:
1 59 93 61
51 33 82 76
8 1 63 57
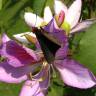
13 6 53 44
0 33 50 96
38 18 96 89
2 0 96 95
13 0 96 90
13 0 96 44
24 6 52 28
54 0 96 34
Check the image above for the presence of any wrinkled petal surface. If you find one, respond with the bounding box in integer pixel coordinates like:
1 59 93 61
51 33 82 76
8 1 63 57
54 0 67 15
24 12 43 27
0 61 41 83
44 6 52 23
65 0 82 28
0 39 38 68
70 19 96 34
55 58 96 89
19 80 45 96
0 62 27 83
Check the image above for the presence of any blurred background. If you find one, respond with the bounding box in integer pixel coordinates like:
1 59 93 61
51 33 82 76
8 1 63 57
0 0 96 96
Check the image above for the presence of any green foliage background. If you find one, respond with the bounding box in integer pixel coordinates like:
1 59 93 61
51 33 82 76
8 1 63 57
0 0 96 96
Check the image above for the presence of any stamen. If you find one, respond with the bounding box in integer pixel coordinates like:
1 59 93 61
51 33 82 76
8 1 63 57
30 72 33 80
43 61 48 67
28 72 33 80
50 64 57 78
24 34 37 44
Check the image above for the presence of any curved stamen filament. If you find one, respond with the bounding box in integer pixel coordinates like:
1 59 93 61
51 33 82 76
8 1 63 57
50 64 57 78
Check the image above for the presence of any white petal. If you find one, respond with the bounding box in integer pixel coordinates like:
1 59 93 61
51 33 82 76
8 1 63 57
24 12 43 27
65 0 82 28
13 32 36 44
54 0 67 15
70 19 96 33
44 6 52 23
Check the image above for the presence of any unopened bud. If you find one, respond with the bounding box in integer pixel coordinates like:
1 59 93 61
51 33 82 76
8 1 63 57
55 10 65 27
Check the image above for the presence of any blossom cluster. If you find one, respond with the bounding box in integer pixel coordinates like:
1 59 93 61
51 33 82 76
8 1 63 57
0 0 96 96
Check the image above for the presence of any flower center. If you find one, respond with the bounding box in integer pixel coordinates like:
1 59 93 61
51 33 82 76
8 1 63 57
28 61 49 82
55 10 71 35
60 21 71 35
55 10 65 27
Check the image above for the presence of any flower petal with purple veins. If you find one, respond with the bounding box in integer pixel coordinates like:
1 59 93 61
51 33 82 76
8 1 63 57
19 80 45 96
0 61 41 83
54 58 96 89
70 19 96 34
0 39 39 68
43 18 67 44
33 64 50 94
0 61 27 83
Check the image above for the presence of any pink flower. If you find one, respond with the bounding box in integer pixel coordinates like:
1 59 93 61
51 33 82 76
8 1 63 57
54 0 96 34
0 33 50 96
37 18 96 89
13 0 96 44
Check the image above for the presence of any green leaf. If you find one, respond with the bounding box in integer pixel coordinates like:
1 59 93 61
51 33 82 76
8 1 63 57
45 0 54 12
65 87 96 96
47 82 65 96
73 23 96 74
0 0 28 26
0 0 2 10
32 0 46 16
0 82 22 96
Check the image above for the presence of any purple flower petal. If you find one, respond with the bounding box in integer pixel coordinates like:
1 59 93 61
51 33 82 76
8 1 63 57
1 33 10 43
55 43 69 60
70 19 96 34
0 39 39 68
19 80 45 96
0 61 41 83
33 64 50 94
0 61 27 83
55 58 96 89
43 18 67 44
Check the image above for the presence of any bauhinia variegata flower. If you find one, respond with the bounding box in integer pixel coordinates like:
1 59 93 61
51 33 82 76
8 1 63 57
0 0 96 96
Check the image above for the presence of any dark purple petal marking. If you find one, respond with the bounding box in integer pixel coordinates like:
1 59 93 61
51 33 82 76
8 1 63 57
1 40 38 67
